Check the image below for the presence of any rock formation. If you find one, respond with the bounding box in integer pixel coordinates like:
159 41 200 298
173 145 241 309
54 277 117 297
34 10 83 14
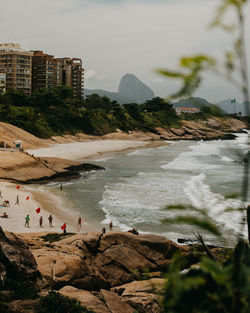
0 228 230 312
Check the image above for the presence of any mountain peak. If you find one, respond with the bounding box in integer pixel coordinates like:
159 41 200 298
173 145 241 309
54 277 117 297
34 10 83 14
118 74 155 104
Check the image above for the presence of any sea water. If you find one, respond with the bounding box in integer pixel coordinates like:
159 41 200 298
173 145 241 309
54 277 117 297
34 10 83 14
38 133 249 246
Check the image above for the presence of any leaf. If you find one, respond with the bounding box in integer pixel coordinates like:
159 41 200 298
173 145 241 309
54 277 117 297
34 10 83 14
164 204 208 217
224 192 241 199
224 206 245 212
162 216 221 236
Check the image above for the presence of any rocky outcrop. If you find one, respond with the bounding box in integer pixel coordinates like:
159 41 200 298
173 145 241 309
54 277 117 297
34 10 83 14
26 231 188 291
112 278 165 313
0 227 38 281
0 228 230 312
155 117 247 141
0 151 104 183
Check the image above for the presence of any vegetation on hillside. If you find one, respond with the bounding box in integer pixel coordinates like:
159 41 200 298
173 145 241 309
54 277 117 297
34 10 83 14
0 86 225 138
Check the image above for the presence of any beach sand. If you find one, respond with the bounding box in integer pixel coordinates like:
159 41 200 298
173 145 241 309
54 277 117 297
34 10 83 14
1 139 162 234
0 181 93 234
26 140 151 161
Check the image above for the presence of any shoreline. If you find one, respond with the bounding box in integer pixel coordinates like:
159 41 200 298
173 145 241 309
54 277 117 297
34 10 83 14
1 139 167 234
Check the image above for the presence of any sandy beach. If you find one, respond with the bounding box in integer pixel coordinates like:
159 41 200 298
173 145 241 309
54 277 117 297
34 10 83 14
26 140 151 160
0 181 93 234
1 139 157 234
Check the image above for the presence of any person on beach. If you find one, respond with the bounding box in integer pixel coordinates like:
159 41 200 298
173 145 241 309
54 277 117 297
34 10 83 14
1 212 8 218
15 195 19 205
109 221 113 231
77 217 82 231
60 184 62 191
48 214 53 227
25 214 30 227
1 200 9 207
39 216 43 227
0 190 2 198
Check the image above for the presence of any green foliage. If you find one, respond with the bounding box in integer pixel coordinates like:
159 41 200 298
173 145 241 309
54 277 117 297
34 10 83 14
2 279 38 300
35 291 94 313
41 233 75 243
157 55 216 99
162 240 250 313
163 204 222 237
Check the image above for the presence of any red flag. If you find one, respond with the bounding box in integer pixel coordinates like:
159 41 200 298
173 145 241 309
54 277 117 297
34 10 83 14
16 185 20 189
36 207 40 214
61 223 66 230
26 196 29 200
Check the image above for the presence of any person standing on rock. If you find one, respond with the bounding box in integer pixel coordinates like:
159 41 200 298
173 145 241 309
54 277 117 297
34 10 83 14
77 217 82 232
25 214 30 228
48 214 53 227
109 221 113 231
15 195 19 205
39 216 43 228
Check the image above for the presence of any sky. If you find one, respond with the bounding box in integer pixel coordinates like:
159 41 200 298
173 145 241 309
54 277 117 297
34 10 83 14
1 0 250 103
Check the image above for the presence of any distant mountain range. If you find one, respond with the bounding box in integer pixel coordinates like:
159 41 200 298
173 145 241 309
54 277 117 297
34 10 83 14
173 97 213 109
84 73 155 104
216 99 249 115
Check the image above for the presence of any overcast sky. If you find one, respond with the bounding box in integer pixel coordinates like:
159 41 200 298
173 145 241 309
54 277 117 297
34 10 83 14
1 0 249 103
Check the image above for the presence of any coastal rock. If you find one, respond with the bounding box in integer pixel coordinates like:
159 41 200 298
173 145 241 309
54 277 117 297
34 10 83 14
112 278 165 313
28 231 189 291
0 227 38 280
59 286 111 313
100 289 134 313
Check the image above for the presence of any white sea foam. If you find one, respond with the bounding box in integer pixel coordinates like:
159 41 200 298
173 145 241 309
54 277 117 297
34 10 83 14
184 173 246 238
221 156 234 162
161 141 221 171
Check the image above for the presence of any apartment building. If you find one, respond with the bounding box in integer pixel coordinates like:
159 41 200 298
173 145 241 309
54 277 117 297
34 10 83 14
55 57 84 98
0 43 84 98
32 51 62 91
0 43 33 94
0 72 6 93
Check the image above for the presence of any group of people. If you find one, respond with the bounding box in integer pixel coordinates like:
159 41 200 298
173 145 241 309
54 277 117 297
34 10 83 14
101 221 139 235
25 214 54 228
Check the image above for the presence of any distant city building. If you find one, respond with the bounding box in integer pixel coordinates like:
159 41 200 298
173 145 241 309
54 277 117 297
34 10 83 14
0 43 33 94
32 51 62 91
56 57 84 98
0 72 6 93
175 107 200 115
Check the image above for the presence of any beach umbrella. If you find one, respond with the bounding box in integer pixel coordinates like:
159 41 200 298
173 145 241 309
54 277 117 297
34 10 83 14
26 196 29 200
16 185 20 189
61 223 66 230
36 207 41 214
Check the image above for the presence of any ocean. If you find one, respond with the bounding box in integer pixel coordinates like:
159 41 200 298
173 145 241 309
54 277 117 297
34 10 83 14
38 133 249 246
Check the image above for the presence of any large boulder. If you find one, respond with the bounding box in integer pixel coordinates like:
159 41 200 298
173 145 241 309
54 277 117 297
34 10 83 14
0 227 38 280
112 278 165 313
59 286 111 313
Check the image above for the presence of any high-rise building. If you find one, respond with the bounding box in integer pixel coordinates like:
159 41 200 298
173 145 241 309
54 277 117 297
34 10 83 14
32 51 62 91
0 43 33 94
0 72 6 94
55 57 84 98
